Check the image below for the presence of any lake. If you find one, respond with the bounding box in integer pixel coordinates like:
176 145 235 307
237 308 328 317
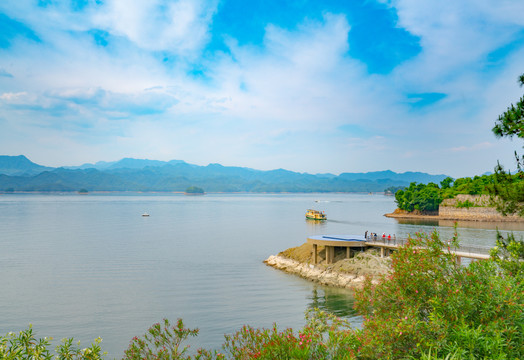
1 193 522 358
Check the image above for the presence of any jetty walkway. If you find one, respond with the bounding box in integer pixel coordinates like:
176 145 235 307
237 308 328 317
307 234 492 265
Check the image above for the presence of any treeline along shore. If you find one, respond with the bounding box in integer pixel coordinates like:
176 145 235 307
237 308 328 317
386 194 524 222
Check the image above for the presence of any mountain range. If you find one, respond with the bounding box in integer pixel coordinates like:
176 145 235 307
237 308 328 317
0 155 450 193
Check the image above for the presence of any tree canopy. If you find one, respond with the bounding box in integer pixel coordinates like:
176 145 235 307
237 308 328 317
493 74 524 141
490 73 524 216
393 173 521 213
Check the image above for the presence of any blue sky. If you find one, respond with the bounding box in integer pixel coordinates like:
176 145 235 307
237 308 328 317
0 0 523 178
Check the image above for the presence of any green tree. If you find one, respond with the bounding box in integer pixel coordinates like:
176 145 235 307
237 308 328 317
492 74 524 141
439 177 453 190
490 73 524 216
395 182 442 212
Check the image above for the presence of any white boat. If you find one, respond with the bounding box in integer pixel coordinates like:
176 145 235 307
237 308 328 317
142 213 150 217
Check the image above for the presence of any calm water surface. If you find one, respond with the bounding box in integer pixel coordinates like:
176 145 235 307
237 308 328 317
1 193 522 358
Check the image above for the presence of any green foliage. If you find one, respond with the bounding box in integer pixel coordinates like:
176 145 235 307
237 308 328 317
488 162 524 216
0 325 104 359
395 182 442 212
493 95 524 139
492 71 524 141
395 173 523 214
490 72 524 217
442 175 496 198
455 200 474 208
123 319 202 360
490 231 524 277
439 177 454 190
221 310 359 360
354 230 523 359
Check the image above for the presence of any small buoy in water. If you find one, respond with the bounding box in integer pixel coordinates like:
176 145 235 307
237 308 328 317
142 213 150 217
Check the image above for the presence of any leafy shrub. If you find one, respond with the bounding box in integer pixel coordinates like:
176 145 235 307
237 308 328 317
0 325 104 359
490 231 524 277
221 310 359 360
122 318 223 360
455 199 475 208
354 230 523 359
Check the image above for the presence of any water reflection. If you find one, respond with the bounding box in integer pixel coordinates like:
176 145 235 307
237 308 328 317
307 285 357 318
306 219 328 228
395 219 439 227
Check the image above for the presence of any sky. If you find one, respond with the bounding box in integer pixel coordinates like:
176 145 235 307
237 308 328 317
0 0 524 178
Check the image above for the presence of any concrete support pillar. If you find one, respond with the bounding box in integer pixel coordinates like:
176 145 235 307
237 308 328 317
347 247 351 259
326 246 335 264
381 247 385 258
313 244 318 264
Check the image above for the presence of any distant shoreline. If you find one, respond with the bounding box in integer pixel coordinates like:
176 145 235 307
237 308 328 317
0 190 385 195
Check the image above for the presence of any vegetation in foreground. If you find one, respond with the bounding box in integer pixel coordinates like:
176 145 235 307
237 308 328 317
2 230 522 360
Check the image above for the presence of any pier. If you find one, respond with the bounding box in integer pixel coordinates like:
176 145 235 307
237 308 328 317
307 234 492 265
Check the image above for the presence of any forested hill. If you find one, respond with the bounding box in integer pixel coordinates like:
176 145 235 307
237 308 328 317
0 155 449 193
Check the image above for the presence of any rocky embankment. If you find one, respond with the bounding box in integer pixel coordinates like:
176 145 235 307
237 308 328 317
264 242 390 289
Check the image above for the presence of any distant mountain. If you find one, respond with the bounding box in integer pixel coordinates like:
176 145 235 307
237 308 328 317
0 155 54 176
339 170 448 184
67 158 188 170
0 155 451 193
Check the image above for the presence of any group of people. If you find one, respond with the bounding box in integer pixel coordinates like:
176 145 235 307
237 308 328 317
365 231 396 243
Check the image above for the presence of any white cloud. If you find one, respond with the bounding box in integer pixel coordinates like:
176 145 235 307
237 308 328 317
449 142 494 152
204 13 379 133
93 0 218 56
383 0 524 86
0 0 523 176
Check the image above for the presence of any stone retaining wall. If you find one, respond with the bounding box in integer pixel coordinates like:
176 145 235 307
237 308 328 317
440 194 523 222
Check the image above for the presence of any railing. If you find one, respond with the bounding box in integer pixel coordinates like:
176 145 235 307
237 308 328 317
365 235 492 256
365 235 407 246
453 244 492 255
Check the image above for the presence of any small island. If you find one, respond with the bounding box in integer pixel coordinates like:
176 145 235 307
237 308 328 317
184 186 205 195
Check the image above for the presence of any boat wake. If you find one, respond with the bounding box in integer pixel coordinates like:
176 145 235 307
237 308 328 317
326 219 354 225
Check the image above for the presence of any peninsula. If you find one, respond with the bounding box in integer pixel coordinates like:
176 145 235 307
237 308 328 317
386 194 524 223
264 242 390 289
